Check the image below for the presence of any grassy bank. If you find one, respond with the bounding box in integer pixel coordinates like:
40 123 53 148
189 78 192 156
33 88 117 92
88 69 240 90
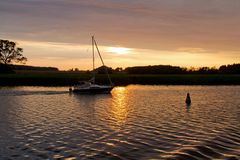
0 71 240 86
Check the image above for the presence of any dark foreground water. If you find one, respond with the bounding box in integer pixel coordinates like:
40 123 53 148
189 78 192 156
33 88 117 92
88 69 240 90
0 85 239 160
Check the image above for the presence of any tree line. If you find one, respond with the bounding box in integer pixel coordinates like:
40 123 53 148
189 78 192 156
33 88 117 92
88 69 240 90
125 64 240 74
95 64 240 74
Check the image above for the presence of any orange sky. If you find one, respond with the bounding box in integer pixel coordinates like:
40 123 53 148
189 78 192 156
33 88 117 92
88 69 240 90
0 0 239 70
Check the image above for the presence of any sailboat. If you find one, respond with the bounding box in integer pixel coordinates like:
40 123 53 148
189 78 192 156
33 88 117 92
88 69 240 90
70 36 114 93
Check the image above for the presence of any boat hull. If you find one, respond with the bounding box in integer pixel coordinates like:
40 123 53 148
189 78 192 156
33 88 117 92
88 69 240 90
72 86 113 94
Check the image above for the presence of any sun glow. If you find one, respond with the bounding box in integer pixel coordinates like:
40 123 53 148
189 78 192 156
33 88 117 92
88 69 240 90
107 47 131 54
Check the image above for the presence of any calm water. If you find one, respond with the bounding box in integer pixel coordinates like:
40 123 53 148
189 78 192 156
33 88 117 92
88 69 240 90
0 85 239 160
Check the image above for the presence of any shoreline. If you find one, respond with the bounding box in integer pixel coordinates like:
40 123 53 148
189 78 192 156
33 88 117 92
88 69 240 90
1 72 240 86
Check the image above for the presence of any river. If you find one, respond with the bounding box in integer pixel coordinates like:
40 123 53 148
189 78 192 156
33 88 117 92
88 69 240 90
0 85 239 159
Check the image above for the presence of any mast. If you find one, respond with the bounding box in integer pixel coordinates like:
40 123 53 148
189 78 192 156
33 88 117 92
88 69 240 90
92 36 95 84
93 37 113 86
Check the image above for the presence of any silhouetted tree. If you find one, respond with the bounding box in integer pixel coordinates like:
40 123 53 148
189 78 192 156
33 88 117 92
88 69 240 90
0 39 27 64
74 68 79 72
95 65 114 74
197 67 209 74
219 64 240 74
125 65 186 74
208 67 218 74
115 67 123 72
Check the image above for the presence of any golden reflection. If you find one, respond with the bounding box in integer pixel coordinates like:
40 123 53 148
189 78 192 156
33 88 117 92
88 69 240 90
110 87 128 129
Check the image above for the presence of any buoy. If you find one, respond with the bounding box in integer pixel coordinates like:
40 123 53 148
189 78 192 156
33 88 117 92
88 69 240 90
185 93 191 105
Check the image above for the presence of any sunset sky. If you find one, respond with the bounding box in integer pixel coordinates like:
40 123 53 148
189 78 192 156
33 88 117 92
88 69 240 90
0 0 240 70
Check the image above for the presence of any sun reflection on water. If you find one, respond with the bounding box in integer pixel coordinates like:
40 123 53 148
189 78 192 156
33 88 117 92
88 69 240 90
110 87 129 129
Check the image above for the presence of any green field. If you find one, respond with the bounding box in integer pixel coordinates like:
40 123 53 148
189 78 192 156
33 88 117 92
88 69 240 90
0 71 240 86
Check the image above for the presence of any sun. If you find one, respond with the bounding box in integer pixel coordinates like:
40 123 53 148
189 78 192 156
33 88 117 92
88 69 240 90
107 47 131 54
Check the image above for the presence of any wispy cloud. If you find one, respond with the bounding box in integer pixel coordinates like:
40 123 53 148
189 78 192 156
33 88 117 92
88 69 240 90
0 0 240 69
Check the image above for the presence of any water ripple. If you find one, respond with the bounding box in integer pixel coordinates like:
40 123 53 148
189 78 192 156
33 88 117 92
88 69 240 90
0 85 239 159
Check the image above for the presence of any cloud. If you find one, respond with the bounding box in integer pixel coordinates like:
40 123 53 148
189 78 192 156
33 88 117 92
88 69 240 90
1 0 239 51
177 48 208 54
0 0 240 69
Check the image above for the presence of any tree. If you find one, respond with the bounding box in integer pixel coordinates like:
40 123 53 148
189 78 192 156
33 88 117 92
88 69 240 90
0 39 27 64
95 65 114 74
74 68 79 72
115 67 123 72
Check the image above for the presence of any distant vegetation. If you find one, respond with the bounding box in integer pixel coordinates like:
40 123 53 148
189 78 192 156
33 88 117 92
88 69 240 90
124 64 240 74
219 64 240 74
125 65 185 74
0 64 58 74
95 65 114 74
72 64 240 75
1 63 240 86
65 64 240 75
11 64 58 71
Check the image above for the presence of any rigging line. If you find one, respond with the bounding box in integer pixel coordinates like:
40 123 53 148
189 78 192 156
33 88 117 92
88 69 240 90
92 36 95 84
93 38 113 86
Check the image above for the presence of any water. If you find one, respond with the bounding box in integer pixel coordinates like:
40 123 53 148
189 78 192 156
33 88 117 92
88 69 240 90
0 85 239 160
